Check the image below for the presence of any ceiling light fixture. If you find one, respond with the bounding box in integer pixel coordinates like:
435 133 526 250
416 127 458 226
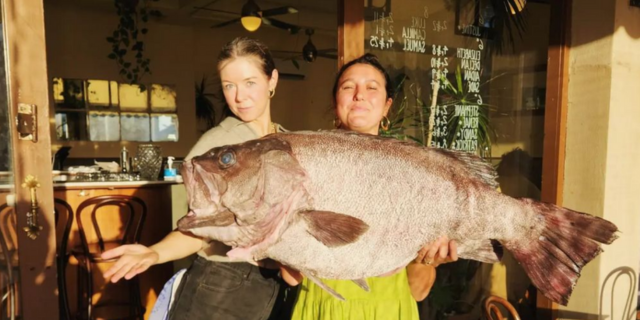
302 29 317 62
240 0 262 32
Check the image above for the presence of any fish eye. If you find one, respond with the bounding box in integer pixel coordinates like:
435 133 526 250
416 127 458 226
219 151 236 168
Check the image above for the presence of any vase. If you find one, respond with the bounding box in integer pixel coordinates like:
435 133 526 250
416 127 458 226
137 144 162 180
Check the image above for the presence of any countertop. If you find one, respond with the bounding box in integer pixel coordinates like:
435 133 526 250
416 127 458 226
0 180 181 190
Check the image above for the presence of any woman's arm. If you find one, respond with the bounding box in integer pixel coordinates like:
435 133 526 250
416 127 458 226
407 236 458 301
101 230 204 283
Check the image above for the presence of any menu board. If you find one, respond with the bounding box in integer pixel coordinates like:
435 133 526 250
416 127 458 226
365 0 495 155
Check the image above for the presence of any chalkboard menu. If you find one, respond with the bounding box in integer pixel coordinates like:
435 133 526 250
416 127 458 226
365 0 496 156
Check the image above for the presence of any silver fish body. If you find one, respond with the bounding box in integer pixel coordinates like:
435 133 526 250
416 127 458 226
179 130 618 305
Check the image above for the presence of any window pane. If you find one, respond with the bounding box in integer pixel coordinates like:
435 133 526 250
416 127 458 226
121 112 150 141
55 112 86 141
86 79 116 109
119 84 148 112
52 77 64 104
89 111 120 141
151 114 179 141
53 78 86 109
150 84 177 112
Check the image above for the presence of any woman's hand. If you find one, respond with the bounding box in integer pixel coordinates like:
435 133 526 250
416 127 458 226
279 264 303 286
414 236 458 267
101 244 160 283
406 236 458 301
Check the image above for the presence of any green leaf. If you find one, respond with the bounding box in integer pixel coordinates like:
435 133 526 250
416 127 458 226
123 37 130 46
291 59 300 69
141 28 148 35
139 84 147 92
118 49 127 56
127 73 132 80
108 53 117 60
124 62 131 68
120 69 127 75
106 37 115 43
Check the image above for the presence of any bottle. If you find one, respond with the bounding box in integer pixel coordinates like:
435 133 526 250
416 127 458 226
164 156 177 181
120 146 129 173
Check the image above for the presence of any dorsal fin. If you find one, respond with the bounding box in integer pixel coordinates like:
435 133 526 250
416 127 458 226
434 148 499 189
339 130 499 189
280 130 499 189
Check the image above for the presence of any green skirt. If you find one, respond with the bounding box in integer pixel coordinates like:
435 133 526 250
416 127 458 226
291 269 419 320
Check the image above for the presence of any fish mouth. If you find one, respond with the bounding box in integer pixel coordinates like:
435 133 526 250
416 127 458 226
177 209 237 231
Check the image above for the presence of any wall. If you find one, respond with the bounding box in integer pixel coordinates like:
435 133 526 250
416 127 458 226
45 2 337 160
560 0 640 316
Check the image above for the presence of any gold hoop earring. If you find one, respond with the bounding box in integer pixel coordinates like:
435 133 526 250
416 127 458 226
333 118 342 129
380 116 391 131
269 89 275 98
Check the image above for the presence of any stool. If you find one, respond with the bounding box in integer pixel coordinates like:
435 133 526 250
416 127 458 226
483 295 521 320
54 199 74 320
72 195 147 320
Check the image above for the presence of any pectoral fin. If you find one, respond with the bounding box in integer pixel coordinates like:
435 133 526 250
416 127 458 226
300 210 369 248
303 273 345 301
351 278 370 292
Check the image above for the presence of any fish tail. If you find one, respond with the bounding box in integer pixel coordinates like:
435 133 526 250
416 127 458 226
508 199 618 306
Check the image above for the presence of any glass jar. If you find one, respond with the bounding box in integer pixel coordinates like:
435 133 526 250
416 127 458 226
136 144 162 180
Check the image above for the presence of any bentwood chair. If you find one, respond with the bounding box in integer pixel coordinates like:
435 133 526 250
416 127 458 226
71 195 147 320
483 295 521 320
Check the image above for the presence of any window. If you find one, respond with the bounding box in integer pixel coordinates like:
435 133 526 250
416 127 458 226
52 78 179 142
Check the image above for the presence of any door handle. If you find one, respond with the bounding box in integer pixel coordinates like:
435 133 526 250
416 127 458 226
21 175 42 240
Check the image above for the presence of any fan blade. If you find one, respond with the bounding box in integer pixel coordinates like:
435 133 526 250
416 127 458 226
318 52 337 60
262 17 301 34
211 18 241 28
261 6 298 17
194 7 238 15
317 48 337 54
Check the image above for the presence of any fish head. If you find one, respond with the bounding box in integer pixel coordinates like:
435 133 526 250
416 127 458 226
178 135 309 243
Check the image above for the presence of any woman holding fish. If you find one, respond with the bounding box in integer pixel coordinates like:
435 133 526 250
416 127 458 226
282 53 458 320
101 38 454 320
100 37 291 320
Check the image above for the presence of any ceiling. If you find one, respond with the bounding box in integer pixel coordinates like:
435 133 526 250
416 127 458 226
47 0 338 36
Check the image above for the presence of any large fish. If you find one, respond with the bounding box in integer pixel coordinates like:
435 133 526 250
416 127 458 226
178 130 618 305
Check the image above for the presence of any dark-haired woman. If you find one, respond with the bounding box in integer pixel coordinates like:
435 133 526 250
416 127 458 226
283 54 458 320
101 37 291 320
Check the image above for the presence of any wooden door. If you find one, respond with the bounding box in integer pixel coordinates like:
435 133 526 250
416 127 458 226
0 0 60 319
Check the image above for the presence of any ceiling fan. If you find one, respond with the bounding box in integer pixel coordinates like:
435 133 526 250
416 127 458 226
195 0 301 34
272 29 337 63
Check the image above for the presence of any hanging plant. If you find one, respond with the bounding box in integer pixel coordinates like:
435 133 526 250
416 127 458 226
106 0 162 91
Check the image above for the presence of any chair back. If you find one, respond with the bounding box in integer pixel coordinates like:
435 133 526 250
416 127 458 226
0 204 16 320
54 199 74 259
0 204 17 260
53 199 74 320
75 195 147 258
483 295 521 320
